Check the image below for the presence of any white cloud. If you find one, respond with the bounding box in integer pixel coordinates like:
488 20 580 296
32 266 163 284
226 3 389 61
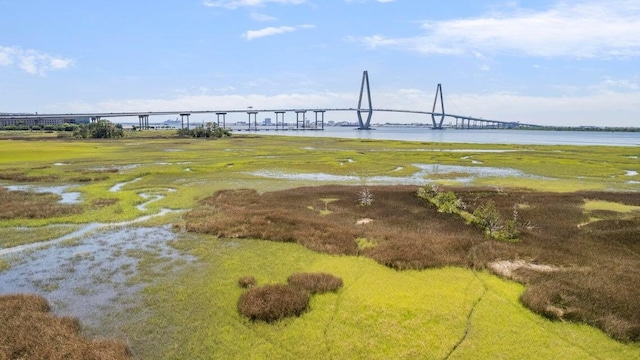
350 1 640 59
203 0 305 9
596 77 639 91
0 46 74 75
250 12 278 21
244 24 315 40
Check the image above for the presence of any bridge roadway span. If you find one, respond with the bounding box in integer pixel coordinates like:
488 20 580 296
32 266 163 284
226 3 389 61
0 108 533 130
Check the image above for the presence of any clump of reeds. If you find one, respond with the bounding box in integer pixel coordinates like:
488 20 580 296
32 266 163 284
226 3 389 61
92 198 119 208
0 293 133 359
238 275 257 288
237 284 309 322
71 175 110 182
287 272 343 294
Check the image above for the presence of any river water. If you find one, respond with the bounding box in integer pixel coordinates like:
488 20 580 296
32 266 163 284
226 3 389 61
249 127 640 146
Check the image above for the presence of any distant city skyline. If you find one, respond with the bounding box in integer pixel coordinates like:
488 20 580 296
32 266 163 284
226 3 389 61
1 0 639 127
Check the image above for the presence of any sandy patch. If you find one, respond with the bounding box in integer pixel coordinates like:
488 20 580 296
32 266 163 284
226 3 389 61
488 260 558 279
356 218 373 225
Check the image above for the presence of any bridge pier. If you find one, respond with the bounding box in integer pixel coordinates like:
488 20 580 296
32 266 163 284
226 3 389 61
216 112 227 128
314 110 325 130
295 110 306 129
247 111 258 131
90 116 101 123
180 113 190 129
138 115 149 130
275 111 286 130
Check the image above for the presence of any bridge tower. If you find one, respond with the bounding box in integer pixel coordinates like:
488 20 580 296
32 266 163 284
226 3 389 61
356 70 373 130
431 83 445 129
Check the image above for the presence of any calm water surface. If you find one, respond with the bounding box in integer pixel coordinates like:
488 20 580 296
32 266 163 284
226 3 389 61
253 127 640 146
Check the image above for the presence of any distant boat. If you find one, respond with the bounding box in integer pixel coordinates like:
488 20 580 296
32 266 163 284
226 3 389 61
163 118 182 126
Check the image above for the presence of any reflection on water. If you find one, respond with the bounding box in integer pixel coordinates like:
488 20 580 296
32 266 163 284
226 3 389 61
0 177 188 332
264 127 640 146
0 225 193 327
4 184 82 204
247 163 549 185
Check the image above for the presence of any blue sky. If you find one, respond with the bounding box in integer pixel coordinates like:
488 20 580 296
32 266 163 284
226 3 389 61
1 0 639 127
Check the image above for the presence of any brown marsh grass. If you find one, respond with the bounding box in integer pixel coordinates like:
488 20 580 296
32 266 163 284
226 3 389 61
237 284 310 322
186 185 640 342
237 275 257 288
0 187 82 219
0 172 58 182
0 293 132 360
287 272 343 294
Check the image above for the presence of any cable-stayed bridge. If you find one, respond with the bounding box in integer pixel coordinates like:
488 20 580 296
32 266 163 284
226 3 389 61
0 71 541 131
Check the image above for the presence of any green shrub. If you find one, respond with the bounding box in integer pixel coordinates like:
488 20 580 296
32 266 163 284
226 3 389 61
473 200 502 235
287 272 343 294
417 186 465 213
433 191 465 213
73 120 123 139
472 200 520 241
176 123 231 138
237 284 309 322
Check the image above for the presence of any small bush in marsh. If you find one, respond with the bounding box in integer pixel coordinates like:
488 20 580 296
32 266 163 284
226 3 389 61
238 275 257 288
287 272 343 294
238 284 309 322
358 187 373 206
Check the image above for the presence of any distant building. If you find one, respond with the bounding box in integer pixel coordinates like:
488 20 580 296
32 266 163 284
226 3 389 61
0 116 91 127
263 118 272 126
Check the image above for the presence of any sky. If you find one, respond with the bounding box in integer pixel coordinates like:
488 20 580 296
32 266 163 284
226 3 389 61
1 0 640 127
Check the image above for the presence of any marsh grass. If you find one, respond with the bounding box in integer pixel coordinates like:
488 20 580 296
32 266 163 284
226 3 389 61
185 185 640 342
0 172 58 182
0 294 133 359
0 258 10 272
3 134 640 356
0 187 82 220
237 284 310 322
237 275 257 288
287 272 343 294
131 236 640 359
0 224 81 248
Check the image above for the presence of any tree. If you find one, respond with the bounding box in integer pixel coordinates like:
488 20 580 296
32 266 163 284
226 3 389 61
176 122 231 138
73 120 124 139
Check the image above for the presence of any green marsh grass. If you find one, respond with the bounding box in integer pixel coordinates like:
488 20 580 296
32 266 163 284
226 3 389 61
0 258 9 272
3 133 640 357
0 224 80 248
131 236 640 359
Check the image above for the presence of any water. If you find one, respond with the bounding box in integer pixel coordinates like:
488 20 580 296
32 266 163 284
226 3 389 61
0 178 189 331
0 225 192 328
248 163 548 186
4 184 82 204
256 127 640 146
